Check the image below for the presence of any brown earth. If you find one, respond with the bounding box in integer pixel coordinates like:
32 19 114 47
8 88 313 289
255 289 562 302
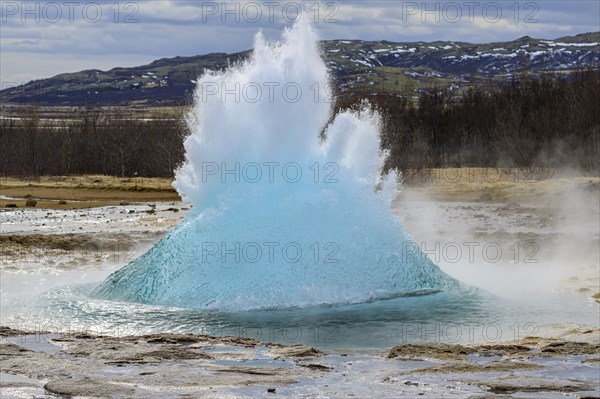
0 175 179 209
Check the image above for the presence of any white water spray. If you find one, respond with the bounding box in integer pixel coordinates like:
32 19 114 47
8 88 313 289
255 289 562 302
93 19 456 310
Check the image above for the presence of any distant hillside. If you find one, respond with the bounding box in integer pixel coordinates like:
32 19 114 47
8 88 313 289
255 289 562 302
1 32 598 106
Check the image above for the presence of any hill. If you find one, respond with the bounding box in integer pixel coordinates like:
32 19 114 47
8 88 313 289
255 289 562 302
1 32 598 106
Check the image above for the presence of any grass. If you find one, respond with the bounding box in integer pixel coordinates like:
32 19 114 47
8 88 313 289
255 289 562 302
1 169 597 209
398 167 599 202
0 175 179 209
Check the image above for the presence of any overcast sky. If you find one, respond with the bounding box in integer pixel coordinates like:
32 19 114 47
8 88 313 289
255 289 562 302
1 0 599 85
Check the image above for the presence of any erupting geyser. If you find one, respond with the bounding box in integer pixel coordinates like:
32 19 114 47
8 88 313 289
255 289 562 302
93 19 457 311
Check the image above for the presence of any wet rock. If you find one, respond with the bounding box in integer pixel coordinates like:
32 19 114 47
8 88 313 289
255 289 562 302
299 363 333 371
25 199 37 207
388 343 476 360
145 333 276 348
51 332 97 341
1 328 598 398
409 360 543 374
582 357 600 363
479 192 492 201
5 204 17 208
142 333 202 344
267 387 276 393
119 202 129 206
73 332 99 339
58 200 67 205
476 344 532 356
137 347 212 361
0 343 33 356
381 376 426 385
540 341 600 355
44 378 135 397
0 326 35 336
217 367 278 376
269 345 324 358
0 234 134 253
478 376 591 394
218 336 268 347
519 336 552 346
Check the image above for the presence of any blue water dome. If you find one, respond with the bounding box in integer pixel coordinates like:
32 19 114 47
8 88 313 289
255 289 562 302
92 18 458 311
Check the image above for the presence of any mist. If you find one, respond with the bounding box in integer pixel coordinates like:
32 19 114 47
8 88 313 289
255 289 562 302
393 167 600 301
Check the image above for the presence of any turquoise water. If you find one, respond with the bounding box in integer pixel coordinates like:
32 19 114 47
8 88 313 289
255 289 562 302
3 278 598 350
92 19 459 310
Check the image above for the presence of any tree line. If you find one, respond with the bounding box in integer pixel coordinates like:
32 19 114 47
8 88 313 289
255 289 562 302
0 109 185 178
338 70 599 175
1 70 598 179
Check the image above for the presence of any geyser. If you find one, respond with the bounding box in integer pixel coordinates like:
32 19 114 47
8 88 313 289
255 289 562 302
93 19 457 311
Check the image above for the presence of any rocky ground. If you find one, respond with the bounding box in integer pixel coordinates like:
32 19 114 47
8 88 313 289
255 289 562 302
0 326 599 398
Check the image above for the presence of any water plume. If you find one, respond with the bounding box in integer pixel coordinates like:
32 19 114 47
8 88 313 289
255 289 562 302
93 18 457 311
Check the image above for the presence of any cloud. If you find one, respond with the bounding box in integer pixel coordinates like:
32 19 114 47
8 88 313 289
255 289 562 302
0 51 158 87
1 0 598 84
